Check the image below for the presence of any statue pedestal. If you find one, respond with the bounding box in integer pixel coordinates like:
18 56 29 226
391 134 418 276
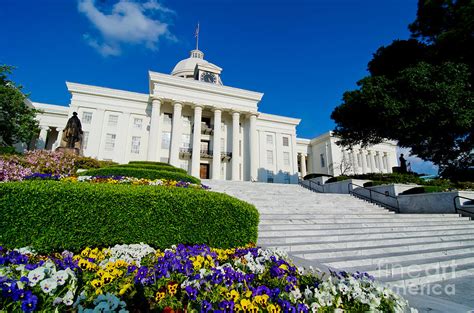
55 147 80 155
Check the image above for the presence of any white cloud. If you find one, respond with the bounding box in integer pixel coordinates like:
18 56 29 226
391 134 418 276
397 147 439 175
78 0 175 56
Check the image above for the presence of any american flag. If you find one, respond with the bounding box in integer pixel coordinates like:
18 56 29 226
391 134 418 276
194 23 200 38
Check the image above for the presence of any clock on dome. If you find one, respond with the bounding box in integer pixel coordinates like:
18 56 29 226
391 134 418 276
200 71 216 83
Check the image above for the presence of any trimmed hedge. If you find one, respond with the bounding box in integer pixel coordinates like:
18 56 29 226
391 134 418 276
129 161 173 167
80 167 200 184
0 181 259 253
116 163 187 174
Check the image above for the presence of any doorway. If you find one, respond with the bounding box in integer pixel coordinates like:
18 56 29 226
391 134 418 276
200 163 210 179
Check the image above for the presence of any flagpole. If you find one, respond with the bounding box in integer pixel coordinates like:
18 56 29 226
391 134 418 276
195 22 200 50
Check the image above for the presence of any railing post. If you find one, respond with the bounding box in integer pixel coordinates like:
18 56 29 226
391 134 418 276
369 189 373 204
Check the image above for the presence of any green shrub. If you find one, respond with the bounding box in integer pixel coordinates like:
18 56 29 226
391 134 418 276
129 161 173 167
0 146 19 155
326 176 349 184
80 167 200 184
0 181 258 253
116 163 187 174
74 156 101 169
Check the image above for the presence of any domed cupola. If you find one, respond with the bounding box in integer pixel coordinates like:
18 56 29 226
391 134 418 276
171 49 223 85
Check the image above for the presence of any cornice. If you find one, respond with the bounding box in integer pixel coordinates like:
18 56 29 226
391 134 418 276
149 71 264 102
257 112 301 126
33 102 69 115
66 82 150 103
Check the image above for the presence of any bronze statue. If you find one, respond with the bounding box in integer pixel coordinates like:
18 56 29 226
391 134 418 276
62 112 83 149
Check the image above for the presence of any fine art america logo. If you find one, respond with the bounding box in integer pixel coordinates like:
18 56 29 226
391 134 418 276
376 260 457 296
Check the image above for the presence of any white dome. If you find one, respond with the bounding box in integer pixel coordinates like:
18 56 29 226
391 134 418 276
171 49 220 78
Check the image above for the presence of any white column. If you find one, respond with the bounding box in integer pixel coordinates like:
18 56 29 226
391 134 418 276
120 112 131 163
249 113 258 181
53 129 63 150
37 126 49 149
301 153 307 177
191 105 202 178
147 99 162 161
368 151 375 173
231 111 240 181
169 102 183 167
212 109 222 179
351 150 358 174
385 152 392 173
360 149 367 174
376 152 382 173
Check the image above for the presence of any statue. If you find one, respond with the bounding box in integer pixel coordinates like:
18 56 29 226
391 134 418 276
57 112 83 155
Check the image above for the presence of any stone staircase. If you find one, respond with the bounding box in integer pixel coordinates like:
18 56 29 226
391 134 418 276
203 180 474 291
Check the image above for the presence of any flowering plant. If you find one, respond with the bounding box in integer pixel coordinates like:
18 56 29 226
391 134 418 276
0 244 415 312
61 175 211 189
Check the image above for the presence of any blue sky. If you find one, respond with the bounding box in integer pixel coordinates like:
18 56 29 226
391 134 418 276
0 0 437 173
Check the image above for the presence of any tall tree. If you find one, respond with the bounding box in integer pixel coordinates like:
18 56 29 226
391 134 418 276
0 65 40 147
331 0 474 176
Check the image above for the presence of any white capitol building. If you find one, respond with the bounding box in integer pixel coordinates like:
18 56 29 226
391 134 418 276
34 47 397 183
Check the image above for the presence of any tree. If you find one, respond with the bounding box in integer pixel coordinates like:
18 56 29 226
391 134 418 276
331 0 474 176
0 65 39 147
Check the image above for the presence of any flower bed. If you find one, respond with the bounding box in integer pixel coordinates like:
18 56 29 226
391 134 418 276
0 244 414 312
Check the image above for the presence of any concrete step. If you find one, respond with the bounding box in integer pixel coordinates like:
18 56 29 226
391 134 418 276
258 224 474 237
383 262 474 288
258 229 474 244
258 221 474 230
259 213 459 219
313 245 474 268
259 217 469 225
265 233 474 252
291 239 474 259
344 253 474 279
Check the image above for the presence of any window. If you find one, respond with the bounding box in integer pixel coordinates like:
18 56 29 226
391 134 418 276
267 150 274 165
239 140 242 157
108 114 118 127
201 140 210 154
181 134 191 148
164 113 172 125
161 131 171 149
82 131 89 150
133 118 143 129
220 138 225 152
283 136 289 147
82 112 93 124
266 134 273 145
283 152 290 166
375 155 379 169
357 154 362 167
239 123 242 134
183 116 191 128
320 153 325 168
131 136 141 154
105 133 116 151
221 122 225 132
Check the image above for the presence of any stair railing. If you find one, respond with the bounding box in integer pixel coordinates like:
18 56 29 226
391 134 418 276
298 178 324 193
348 182 400 213
453 195 474 218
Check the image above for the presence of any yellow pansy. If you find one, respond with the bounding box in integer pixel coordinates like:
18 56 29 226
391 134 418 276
155 291 166 302
101 273 114 284
248 303 259 313
268 304 281 313
227 290 240 302
279 264 288 271
240 299 251 311
254 294 269 306
95 288 103 295
91 279 103 289
81 247 91 257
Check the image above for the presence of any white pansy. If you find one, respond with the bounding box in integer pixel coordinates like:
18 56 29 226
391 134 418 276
40 277 58 293
63 290 75 306
28 267 46 286
53 270 68 285
290 288 302 301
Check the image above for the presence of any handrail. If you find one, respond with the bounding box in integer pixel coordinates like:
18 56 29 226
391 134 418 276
298 178 324 193
348 182 400 213
453 195 474 217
